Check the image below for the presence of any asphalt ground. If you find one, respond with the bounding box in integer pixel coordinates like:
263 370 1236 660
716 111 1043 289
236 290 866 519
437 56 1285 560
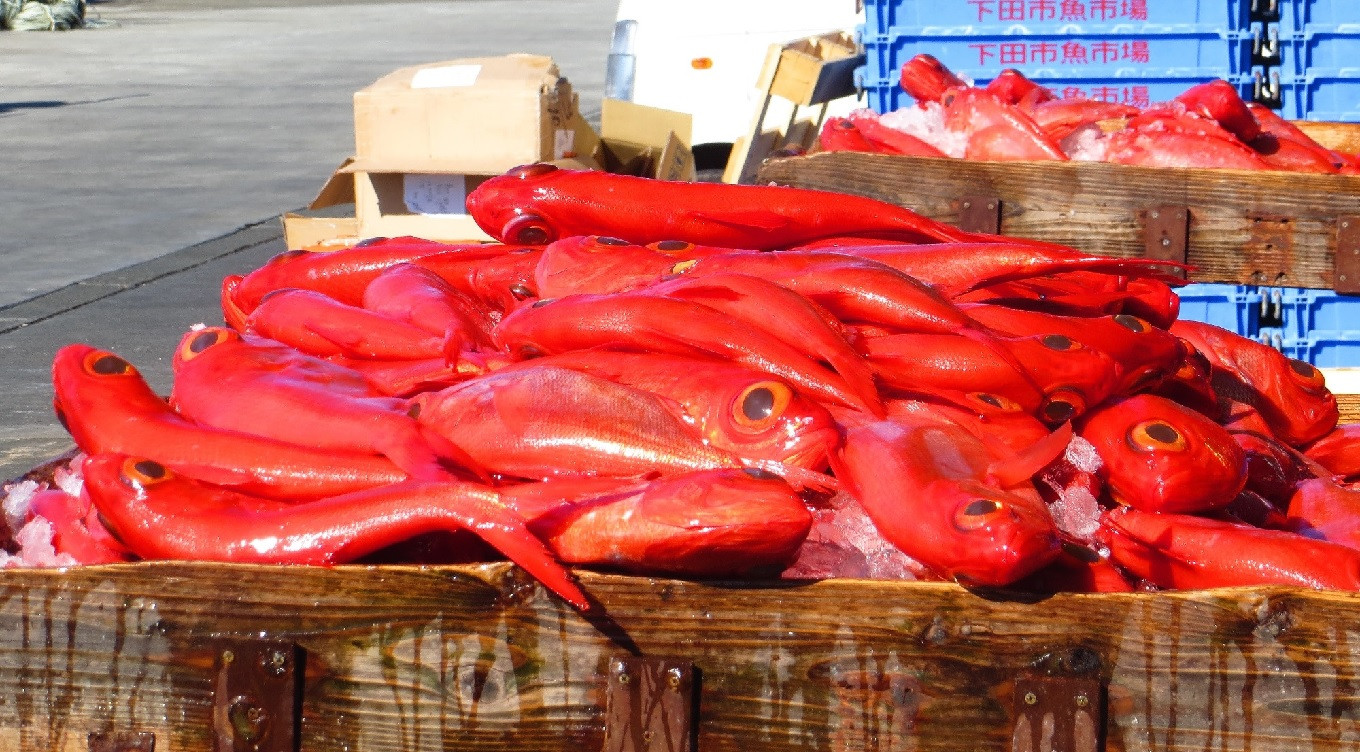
0 0 618 479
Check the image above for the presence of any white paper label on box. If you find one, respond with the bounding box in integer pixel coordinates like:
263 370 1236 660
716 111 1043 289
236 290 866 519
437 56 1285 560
403 174 467 217
410 64 482 89
553 128 575 159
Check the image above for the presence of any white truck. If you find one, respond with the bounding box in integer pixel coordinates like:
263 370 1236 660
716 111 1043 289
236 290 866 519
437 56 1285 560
604 1 865 179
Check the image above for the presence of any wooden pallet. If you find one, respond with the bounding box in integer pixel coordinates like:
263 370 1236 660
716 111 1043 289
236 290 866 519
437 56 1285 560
721 31 864 185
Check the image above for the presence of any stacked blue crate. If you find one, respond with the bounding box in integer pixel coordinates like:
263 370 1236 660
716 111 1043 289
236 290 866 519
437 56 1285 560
1174 283 1263 338
856 0 1259 114
1253 0 1360 120
1265 287 1360 366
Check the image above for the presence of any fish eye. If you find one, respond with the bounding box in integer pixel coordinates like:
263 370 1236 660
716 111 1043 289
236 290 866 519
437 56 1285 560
531 298 555 309
119 457 171 489
593 236 629 247
1061 541 1103 563
1127 419 1189 452
83 351 135 377
1113 314 1150 333
1041 391 1085 423
508 283 535 300
1287 358 1327 388
502 213 556 246
179 328 235 361
954 498 1009 531
652 240 693 253
354 237 387 247
1041 333 1080 352
507 163 558 179
732 381 793 430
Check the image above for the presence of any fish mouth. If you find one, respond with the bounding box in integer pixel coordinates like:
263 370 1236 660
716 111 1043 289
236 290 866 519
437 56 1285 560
780 427 841 470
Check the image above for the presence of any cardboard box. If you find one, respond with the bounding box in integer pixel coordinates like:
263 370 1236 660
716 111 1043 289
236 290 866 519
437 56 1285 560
353 55 579 173
340 100 695 244
285 55 698 247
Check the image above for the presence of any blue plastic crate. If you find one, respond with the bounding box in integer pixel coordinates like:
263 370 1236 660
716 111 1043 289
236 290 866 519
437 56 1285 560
1259 68 1360 121
861 28 1254 81
862 0 1255 38
857 68 1255 114
1267 287 1360 339
1174 283 1263 338
1278 332 1360 367
1273 0 1360 33
1273 26 1360 77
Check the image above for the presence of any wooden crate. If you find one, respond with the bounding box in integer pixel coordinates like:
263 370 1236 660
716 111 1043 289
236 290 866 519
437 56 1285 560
6 561 1360 752
722 32 864 186
756 125 1360 293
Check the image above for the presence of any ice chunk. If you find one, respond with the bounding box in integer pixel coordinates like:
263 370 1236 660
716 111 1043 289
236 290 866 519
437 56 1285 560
4 517 78 569
783 492 926 580
1049 485 1102 540
878 101 968 158
2 480 38 534
1064 436 1103 474
53 457 85 498
1060 123 1111 162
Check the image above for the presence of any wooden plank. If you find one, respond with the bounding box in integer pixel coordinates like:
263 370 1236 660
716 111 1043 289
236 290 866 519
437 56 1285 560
3 563 1360 750
757 151 1360 290
1295 121 1360 155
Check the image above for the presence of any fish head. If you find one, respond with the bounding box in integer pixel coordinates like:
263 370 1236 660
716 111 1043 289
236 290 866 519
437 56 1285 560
534 235 670 296
1077 394 1247 514
944 480 1061 586
466 163 567 245
705 375 841 470
172 326 243 372
633 469 813 576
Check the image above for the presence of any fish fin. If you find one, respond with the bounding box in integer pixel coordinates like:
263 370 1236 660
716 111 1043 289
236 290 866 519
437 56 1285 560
684 209 795 233
746 459 839 494
987 421 1074 488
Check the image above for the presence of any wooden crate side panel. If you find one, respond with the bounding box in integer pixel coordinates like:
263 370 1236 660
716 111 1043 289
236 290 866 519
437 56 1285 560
758 152 1360 290
1 565 1360 750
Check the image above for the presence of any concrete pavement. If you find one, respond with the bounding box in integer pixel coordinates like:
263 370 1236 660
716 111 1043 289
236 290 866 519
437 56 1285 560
0 0 618 479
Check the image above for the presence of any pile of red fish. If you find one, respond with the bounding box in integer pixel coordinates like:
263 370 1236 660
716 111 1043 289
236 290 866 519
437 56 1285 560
821 54 1360 173
15 164 1360 610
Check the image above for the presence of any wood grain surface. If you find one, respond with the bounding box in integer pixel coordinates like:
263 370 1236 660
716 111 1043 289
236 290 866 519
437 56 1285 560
0 563 1359 751
758 151 1360 290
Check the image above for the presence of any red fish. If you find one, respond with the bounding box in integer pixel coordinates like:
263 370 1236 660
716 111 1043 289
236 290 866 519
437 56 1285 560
410 364 835 490
245 288 448 361
465 163 981 248
502 469 812 577
985 69 1054 107
963 306 1187 396
1173 79 1262 143
898 53 968 104
818 117 878 153
1076 394 1247 514
492 292 873 413
1287 477 1360 551
415 245 544 314
1248 102 1349 171
1101 506 1360 591
1171 319 1338 446
1029 99 1139 143
845 110 949 157
81 453 588 610
940 88 1068 162
642 272 882 414
1303 423 1360 480
360 263 496 352
232 238 503 313
52 344 408 500
221 274 249 331
827 242 1187 301
170 327 486 481
831 407 1063 585
490 350 842 471
26 486 131 565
